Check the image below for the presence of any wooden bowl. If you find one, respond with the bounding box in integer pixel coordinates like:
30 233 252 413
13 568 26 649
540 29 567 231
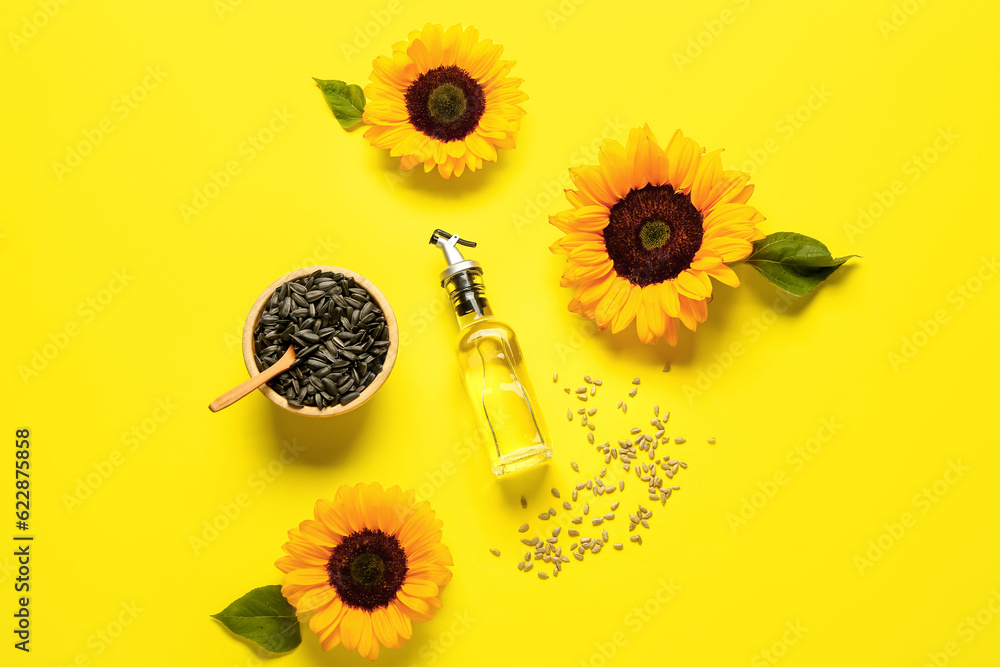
242 266 399 417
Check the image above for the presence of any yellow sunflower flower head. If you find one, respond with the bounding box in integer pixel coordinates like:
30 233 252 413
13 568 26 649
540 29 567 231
550 125 766 345
276 482 453 660
362 23 527 179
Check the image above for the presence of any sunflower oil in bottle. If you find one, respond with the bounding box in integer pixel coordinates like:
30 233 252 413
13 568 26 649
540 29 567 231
429 229 553 476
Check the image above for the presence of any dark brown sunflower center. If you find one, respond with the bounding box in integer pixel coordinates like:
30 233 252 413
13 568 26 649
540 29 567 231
327 529 408 610
404 65 485 142
604 184 704 286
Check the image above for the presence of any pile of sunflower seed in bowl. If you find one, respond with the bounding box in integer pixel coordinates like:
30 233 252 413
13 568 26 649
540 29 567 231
252 270 390 409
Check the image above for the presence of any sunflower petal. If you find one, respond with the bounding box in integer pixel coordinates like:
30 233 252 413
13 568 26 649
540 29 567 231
610 283 642 333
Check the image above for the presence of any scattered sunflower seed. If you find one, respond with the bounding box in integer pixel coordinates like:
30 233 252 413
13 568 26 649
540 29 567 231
518 524 529 533
520 496 527 509
674 437 686 444
551 488 560 499
632 377 641 385
538 513 550 520
553 372 559 382
563 501 572 510
489 548 501 557
629 387 637 398
571 461 579 472
708 437 717 444
538 572 548 580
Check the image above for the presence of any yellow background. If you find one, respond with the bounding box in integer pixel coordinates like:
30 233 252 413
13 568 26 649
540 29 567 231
3 0 999 665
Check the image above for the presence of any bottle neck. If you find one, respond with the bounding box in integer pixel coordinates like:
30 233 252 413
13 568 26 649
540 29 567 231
443 268 493 328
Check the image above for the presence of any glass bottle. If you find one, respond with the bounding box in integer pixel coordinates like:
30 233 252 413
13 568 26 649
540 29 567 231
430 229 553 476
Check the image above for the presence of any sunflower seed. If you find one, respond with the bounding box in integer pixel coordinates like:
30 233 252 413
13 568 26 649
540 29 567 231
571 517 582 524
553 372 559 382
538 572 548 580
592 518 604 526
602 529 609 541
610 501 619 511
521 496 527 508
571 461 579 472
629 387 637 398
538 513 550 520
518 561 525 570
524 562 533 572
567 409 573 421
584 374 592 383
490 548 501 557
551 488 560 499
632 377 641 385
518 524 529 533
674 437 686 444
552 527 561 537
575 387 587 394
563 501 572 510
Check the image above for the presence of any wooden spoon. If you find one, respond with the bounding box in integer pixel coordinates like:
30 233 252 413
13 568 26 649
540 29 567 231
209 347 296 412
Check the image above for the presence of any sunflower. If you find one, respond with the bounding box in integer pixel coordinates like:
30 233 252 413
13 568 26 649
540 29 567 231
362 23 527 178
549 125 766 345
276 483 453 660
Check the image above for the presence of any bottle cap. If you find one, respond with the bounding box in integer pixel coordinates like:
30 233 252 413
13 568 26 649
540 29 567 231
429 229 482 285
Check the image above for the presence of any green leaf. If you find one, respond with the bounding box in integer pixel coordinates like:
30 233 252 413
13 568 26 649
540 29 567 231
211 585 301 653
740 232 857 296
313 77 366 129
